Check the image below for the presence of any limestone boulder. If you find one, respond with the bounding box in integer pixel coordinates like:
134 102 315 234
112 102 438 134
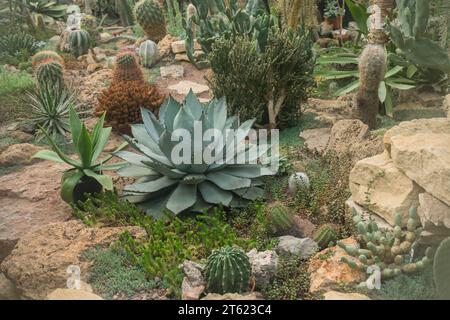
418 193 450 244
0 143 45 167
323 291 371 300
349 151 422 225
299 128 331 154
308 237 365 293
390 133 450 207
247 249 278 288
46 289 103 300
275 236 318 259
1 220 145 300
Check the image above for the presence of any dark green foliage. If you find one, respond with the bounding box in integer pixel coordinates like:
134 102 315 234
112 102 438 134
82 247 160 299
204 246 251 294
208 26 315 128
0 33 42 66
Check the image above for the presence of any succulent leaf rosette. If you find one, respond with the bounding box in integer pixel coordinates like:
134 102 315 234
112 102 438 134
114 91 275 218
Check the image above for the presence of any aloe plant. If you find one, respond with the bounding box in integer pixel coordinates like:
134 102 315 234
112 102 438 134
114 91 274 218
33 107 126 204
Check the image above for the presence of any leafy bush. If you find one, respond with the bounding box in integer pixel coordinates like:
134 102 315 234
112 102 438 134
208 26 315 128
82 247 161 299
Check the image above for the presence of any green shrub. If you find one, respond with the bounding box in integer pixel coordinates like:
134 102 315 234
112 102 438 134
208 26 315 128
82 247 161 299
0 33 42 66
0 67 35 96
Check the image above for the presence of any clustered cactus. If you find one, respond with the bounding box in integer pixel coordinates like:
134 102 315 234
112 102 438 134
204 246 251 294
266 203 294 235
134 0 167 42
339 207 432 284
314 224 338 250
69 29 91 58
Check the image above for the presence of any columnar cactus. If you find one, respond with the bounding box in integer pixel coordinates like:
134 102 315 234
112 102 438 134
69 29 91 58
266 203 294 235
32 50 64 70
433 237 450 299
314 224 338 250
34 59 65 91
113 50 145 83
204 246 251 294
138 40 158 67
339 207 432 284
134 0 167 42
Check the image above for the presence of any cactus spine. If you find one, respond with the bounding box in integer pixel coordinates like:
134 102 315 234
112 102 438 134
314 224 338 249
134 0 167 42
113 50 145 82
34 59 65 91
340 207 432 285
204 246 251 294
139 40 158 67
32 50 64 70
69 29 91 58
266 203 294 235
433 237 450 299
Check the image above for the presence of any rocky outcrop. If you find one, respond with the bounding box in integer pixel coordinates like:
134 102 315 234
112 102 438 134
275 236 318 259
0 143 45 167
308 237 365 293
1 221 145 300
247 249 278 288
418 193 450 244
299 128 331 154
180 260 205 300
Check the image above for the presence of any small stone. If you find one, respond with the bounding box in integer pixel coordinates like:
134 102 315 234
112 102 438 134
323 291 371 300
100 32 112 41
10 130 33 143
292 216 316 238
175 53 190 62
202 292 263 300
180 260 205 300
160 64 184 78
288 172 310 195
86 52 97 65
46 289 103 300
275 236 318 259
181 277 205 300
168 80 209 95
87 63 102 73
171 40 186 54
247 249 278 288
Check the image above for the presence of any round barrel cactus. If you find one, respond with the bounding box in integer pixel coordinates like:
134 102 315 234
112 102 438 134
32 50 64 70
35 59 65 90
139 40 158 67
267 203 294 235
134 0 166 42
314 224 338 249
204 246 251 294
69 29 91 58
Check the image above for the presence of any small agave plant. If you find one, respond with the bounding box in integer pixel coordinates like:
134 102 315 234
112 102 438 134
33 106 126 205
114 91 275 218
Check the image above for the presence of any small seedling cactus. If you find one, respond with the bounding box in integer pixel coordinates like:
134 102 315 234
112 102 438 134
266 203 294 235
339 207 432 285
204 246 251 294
314 224 338 250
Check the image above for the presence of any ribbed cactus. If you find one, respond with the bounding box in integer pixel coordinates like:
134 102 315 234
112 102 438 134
266 203 294 235
433 237 450 299
134 0 167 42
69 29 91 58
113 50 145 83
139 40 158 67
314 224 338 250
340 207 432 285
204 246 251 294
31 50 64 70
34 59 65 91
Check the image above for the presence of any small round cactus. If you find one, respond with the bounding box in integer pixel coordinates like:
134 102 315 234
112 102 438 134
69 29 91 58
34 59 65 90
204 246 251 294
314 224 338 249
266 203 294 235
138 40 158 67
134 0 167 42
113 50 145 83
32 50 64 70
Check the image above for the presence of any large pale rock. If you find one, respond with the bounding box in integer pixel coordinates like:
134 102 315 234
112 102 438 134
390 133 450 207
275 236 318 259
0 272 19 300
299 128 331 154
325 119 384 164
383 118 450 153
0 143 45 167
180 260 205 300
168 80 209 95
0 161 72 261
323 291 371 300
247 249 278 288
349 151 422 226
202 292 263 300
46 289 103 300
418 193 450 244
308 237 365 293
1 220 145 300
160 64 184 78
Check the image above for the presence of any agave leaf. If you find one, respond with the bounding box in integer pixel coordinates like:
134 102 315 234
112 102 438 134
190 195 214 213
113 150 148 166
167 184 197 214
32 150 65 163
38 125 81 168
173 103 195 132
198 181 233 205
60 169 84 204
184 89 204 120
229 195 251 208
68 106 82 147
131 124 164 156
91 112 106 147
91 126 111 162
207 172 251 190
123 135 172 166
141 108 163 143
124 176 178 193
232 186 264 200
84 169 113 190
95 162 127 171
77 125 93 168
221 165 264 178
117 164 159 177
205 97 227 131
138 194 174 220
159 96 181 131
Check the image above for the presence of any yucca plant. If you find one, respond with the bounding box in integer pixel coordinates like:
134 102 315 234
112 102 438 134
33 107 126 205
114 90 275 219
26 85 74 141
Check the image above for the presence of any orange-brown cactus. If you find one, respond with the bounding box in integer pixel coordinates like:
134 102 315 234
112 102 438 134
112 50 145 83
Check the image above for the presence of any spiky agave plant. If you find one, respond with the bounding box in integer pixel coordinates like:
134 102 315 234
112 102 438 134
114 90 275 218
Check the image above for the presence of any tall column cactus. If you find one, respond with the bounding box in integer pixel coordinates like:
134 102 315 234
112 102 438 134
282 0 319 29
356 0 395 129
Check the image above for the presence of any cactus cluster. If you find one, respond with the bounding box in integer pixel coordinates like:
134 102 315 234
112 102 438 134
204 246 251 294
113 50 145 82
266 203 294 235
31 50 64 70
69 29 91 58
138 40 158 67
34 58 65 91
314 224 338 250
134 0 167 42
433 237 450 299
339 207 432 285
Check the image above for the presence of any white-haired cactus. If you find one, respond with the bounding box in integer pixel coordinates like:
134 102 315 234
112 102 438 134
339 207 432 285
